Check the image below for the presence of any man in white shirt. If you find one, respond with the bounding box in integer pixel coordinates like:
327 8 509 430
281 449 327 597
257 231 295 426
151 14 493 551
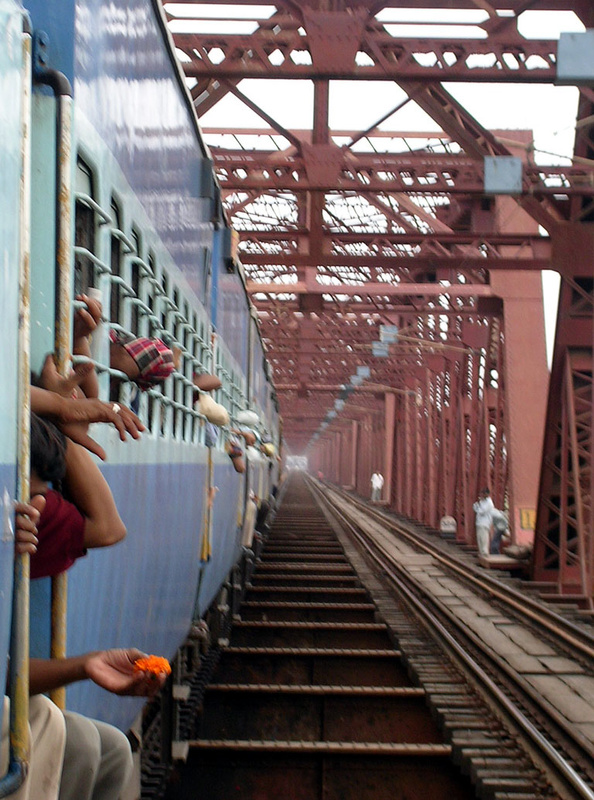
473 487 494 557
370 472 384 502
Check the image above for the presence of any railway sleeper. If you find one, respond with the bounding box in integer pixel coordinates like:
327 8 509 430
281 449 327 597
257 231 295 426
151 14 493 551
176 746 477 800
198 689 442 742
470 762 539 781
213 649 411 687
238 601 377 623
452 748 511 766
477 776 544 797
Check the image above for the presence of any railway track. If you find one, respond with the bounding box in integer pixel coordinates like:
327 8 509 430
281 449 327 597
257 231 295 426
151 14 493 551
308 477 594 800
163 473 588 800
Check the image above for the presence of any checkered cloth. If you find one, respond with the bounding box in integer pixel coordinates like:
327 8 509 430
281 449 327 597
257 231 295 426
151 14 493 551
111 330 174 389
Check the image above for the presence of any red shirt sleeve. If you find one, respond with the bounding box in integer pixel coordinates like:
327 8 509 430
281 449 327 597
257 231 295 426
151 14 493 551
30 489 87 579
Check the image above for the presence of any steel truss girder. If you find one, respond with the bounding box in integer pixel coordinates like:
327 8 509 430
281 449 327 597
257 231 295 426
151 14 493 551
176 31 559 83
243 257 548 274
213 148 594 197
309 325 509 537
240 231 546 247
172 0 593 96
168 0 594 604
533 282 594 606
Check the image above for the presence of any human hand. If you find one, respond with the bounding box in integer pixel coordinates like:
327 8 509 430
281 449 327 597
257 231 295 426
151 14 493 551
73 294 102 340
85 648 168 697
40 353 93 400
58 399 145 460
14 495 46 555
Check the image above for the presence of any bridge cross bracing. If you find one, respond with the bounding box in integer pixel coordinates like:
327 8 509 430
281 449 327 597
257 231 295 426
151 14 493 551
164 0 594 607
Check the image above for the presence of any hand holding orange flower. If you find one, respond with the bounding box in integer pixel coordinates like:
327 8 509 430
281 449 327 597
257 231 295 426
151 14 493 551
133 655 171 677
84 648 168 697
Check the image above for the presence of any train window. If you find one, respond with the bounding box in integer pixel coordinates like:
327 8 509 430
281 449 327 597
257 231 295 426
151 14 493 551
182 302 189 351
130 229 141 334
74 170 222 446
161 273 169 329
147 254 155 315
167 287 178 440
110 200 122 326
74 160 96 294
145 257 158 436
149 257 165 341
202 247 211 300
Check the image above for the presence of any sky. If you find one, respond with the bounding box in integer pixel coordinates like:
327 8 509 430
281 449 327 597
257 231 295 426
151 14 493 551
169 4 588 363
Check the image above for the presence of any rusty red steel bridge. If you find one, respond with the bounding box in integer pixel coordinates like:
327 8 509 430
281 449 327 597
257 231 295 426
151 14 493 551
165 0 594 608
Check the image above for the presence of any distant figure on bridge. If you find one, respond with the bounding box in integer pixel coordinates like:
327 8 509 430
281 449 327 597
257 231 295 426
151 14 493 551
473 487 494 557
370 471 384 502
490 508 509 555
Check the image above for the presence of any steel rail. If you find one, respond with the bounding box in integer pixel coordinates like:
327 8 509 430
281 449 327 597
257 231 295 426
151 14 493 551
327 484 594 662
308 478 594 800
319 484 594 758
310 482 594 800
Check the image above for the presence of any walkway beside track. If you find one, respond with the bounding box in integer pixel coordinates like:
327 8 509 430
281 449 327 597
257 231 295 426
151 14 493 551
320 481 594 763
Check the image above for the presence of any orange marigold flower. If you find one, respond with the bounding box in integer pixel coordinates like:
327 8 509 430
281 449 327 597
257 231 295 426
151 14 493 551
133 655 171 676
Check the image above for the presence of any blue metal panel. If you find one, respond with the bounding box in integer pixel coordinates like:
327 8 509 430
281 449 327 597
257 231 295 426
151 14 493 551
72 0 211 300
0 0 24 720
22 0 75 81
23 0 213 304
63 458 207 728
29 455 243 730
29 94 58 374
558 30 594 85
210 227 221 328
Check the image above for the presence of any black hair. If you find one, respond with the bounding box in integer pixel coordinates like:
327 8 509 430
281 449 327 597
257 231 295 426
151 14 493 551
30 413 67 487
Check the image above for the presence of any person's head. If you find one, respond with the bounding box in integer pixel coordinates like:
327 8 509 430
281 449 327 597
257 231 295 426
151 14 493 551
110 335 175 390
479 487 490 498
30 413 67 495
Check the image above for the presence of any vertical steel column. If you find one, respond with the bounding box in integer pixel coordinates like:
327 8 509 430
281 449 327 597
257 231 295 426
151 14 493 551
402 391 413 517
424 371 436 526
491 271 548 546
393 396 402 510
350 419 358 491
332 431 340 484
414 383 424 520
384 393 395 506
363 414 373 501
456 373 472 543
436 376 446 522
533 223 593 603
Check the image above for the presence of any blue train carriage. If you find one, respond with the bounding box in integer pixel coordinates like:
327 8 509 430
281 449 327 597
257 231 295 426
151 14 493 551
0 0 281 785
